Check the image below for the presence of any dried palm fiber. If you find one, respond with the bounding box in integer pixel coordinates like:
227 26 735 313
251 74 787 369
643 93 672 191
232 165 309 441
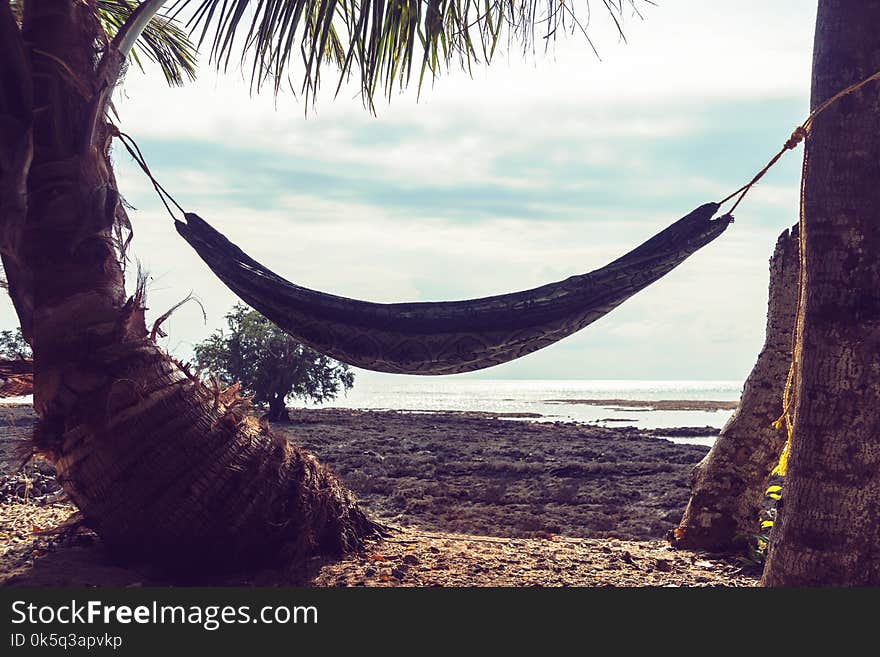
0 358 32 397
176 203 732 375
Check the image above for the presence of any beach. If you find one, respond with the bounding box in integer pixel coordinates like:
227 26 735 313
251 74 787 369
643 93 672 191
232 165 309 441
0 402 758 587
287 407 716 541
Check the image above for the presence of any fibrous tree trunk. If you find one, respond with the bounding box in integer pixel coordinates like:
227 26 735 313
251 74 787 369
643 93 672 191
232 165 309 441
0 0 375 574
0 357 33 396
671 225 798 551
762 0 880 586
0 0 33 340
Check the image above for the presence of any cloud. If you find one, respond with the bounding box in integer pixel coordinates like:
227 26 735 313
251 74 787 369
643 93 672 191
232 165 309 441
0 0 817 383
112 0 817 157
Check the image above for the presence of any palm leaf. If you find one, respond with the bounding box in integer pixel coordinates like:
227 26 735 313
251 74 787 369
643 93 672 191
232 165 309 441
7 0 197 86
98 0 198 86
168 0 651 106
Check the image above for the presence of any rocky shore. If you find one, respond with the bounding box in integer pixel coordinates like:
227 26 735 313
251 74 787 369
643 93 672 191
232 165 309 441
0 404 758 587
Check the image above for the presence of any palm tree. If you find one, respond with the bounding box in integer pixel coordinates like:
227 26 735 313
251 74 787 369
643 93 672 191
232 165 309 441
761 1 880 586
0 0 647 574
678 2 880 585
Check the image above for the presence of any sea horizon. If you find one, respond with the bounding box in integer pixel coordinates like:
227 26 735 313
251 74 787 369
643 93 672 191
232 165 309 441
1 378 742 447
310 377 742 443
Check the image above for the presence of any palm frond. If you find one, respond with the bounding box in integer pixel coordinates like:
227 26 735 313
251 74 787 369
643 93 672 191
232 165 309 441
98 0 198 86
168 0 651 106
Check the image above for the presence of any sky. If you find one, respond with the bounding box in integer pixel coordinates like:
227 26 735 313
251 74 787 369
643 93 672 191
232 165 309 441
0 1 819 382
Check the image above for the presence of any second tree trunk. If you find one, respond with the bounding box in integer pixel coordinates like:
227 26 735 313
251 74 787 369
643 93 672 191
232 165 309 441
672 225 798 550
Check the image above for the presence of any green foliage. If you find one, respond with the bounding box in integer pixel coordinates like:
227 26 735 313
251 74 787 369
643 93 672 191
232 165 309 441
192 304 354 418
0 327 31 360
168 0 649 106
10 1 649 101
7 0 197 86
98 0 198 86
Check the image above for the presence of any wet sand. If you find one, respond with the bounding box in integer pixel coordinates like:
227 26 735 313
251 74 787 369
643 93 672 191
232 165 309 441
545 399 739 412
284 408 715 541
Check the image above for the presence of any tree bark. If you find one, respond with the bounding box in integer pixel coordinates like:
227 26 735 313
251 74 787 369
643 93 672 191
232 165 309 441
1 0 375 574
268 393 290 422
762 0 880 586
671 225 798 551
0 0 33 340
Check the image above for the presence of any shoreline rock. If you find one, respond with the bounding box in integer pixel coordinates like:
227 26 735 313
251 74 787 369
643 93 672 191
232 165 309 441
0 405 755 587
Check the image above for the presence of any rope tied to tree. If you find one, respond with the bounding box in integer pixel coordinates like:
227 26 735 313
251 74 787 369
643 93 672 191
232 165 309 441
722 67 880 482
718 68 880 216
783 126 808 151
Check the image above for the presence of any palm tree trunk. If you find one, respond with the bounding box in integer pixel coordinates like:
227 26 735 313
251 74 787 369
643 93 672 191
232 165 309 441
762 0 880 586
0 1 33 340
2 0 374 574
671 225 798 550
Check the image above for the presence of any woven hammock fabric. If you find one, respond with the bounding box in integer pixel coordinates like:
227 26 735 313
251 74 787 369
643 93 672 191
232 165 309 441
177 202 731 375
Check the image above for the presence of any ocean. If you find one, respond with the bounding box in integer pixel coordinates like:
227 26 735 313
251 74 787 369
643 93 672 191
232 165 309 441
313 377 741 446
3 379 741 447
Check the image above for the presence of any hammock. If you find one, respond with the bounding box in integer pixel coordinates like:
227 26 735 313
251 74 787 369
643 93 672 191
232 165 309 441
176 202 731 375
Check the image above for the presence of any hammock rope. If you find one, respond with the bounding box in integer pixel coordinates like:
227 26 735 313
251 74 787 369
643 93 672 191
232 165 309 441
116 130 185 221
717 68 880 215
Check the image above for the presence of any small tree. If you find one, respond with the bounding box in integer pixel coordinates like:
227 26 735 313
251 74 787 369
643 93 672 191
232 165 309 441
0 327 31 360
193 304 354 421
